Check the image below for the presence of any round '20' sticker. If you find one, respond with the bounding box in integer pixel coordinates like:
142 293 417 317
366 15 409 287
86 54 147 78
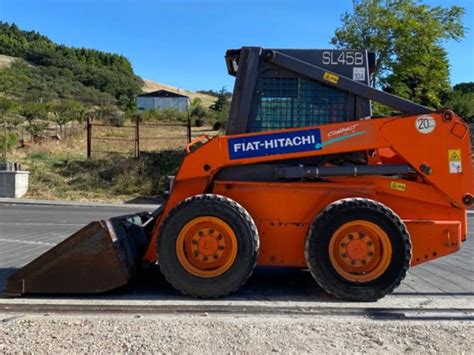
415 116 436 134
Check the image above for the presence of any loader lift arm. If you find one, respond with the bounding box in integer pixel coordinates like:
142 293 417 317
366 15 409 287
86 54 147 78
263 49 432 115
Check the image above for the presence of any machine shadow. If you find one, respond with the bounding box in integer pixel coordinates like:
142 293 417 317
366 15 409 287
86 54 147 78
0 266 338 302
3 267 473 301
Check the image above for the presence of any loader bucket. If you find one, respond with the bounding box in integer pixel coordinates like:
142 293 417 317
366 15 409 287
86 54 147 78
4 212 153 297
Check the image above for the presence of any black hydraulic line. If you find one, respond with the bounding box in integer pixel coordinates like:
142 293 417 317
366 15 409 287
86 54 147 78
264 50 434 115
274 164 414 179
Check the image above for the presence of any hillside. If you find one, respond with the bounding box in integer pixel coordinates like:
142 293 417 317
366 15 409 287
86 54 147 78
0 54 19 69
0 22 216 110
0 22 142 106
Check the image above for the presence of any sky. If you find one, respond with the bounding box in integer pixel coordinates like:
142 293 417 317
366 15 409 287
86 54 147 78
0 0 473 92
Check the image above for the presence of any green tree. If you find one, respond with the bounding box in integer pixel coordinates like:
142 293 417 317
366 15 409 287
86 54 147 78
96 105 125 127
209 87 230 128
19 102 50 141
443 82 474 123
0 22 142 105
0 97 20 161
332 0 465 108
51 100 85 134
0 97 17 117
19 102 49 124
189 98 207 119
453 82 474 95
210 87 231 112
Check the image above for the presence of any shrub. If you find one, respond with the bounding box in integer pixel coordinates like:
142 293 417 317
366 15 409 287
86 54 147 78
25 120 49 141
0 130 18 161
189 104 206 119
194 117 205 127
139 108 186 123
212 121 223 131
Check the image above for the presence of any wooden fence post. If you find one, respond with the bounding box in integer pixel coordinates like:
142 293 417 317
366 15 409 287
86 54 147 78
86 117 91 159
135 114 140 158
187 116 192 143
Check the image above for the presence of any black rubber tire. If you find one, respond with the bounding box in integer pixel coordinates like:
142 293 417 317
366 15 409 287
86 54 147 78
157 194 259 298
305 198 411 302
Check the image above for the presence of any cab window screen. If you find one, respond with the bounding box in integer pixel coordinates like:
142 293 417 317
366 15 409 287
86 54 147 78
249 77 348 132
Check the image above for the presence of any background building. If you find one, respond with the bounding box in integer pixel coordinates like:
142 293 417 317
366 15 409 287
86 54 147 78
136 90 189 112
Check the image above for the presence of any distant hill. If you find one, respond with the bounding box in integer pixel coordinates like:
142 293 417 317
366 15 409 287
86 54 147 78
0 22 216 110
0 22 142 106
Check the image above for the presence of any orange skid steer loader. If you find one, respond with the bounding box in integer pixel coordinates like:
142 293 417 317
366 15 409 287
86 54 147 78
5 48 473 301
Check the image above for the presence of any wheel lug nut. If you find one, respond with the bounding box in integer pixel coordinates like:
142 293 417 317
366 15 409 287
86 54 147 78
341 243 347 248
341 253 347 258
209 229 214 234
217 234 222 240
218 246 225 251
198 231 203 236
192 240 198 245
361 260 367 265
213 255 219 259
368 252 373 256
367 241 373 246
348 234 354 240
351 260 356 265
203 256 208 261
194 251 199 257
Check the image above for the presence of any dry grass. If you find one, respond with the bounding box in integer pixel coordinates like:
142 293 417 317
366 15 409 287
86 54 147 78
0 54 19 69
91 123 218 156
10 123 220 202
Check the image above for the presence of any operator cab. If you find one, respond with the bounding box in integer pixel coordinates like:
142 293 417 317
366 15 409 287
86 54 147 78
225 47 377 134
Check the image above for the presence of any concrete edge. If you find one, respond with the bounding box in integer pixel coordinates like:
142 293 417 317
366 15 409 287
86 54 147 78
1 296 472 310
0 198 160 210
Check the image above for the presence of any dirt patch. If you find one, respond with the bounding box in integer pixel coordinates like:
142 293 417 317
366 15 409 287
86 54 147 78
0 313 472 353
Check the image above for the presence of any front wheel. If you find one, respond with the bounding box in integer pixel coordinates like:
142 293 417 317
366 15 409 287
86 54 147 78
305 198 411 301
157 194 259 298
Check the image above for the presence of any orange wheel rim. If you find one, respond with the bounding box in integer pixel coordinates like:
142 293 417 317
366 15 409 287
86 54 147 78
176 216 238 278
328 220 392 283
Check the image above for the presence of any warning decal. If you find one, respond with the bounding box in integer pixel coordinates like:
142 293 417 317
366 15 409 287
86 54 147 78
390 181 406 191
448 149 462 174
323 72 339 84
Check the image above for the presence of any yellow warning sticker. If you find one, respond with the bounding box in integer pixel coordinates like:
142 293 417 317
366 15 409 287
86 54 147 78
448 149 461 161
390 181 406 191
448 149 462 174
323 72 339 84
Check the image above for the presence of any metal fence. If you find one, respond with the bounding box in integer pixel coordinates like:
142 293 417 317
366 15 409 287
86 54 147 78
86 116 192 158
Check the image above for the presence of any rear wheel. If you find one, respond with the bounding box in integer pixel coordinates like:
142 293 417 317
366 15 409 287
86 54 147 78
305 198 411 301
158 194 259 298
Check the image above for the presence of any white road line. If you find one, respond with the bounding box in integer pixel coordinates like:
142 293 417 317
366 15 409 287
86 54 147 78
0 238 55 246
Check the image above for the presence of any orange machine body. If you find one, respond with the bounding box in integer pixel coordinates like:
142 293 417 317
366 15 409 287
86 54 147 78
144 112 472 268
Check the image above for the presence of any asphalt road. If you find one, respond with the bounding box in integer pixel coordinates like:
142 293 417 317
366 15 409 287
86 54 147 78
0 203 472 302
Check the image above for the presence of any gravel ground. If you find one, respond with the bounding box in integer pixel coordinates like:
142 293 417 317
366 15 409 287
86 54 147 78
0 313 473 353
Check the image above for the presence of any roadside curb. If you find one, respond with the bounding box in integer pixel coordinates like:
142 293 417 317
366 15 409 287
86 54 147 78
0 198 160 210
